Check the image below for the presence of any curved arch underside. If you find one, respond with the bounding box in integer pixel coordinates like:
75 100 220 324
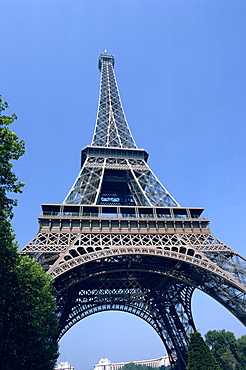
54 253 246 370
56 268 195 369
20 53 246 370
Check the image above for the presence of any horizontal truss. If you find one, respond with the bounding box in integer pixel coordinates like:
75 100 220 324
64 156 179 207
21 53 246 370
92 55 136 148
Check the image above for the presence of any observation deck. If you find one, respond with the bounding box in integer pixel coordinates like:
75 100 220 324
38 204 209 235
98 53 115 71
81 146 149 166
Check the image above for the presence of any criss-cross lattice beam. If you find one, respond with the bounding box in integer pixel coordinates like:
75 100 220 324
92 54 137 148
63 52 179 207
64 156 179 206
20 52 246 370
23 231 245 279
55 269 196 369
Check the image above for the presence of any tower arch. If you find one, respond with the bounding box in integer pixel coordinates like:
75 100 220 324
22 53 246 370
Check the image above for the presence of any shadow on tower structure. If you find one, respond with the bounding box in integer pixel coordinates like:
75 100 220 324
21 52 246 370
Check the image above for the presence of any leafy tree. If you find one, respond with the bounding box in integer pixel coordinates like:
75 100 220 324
0 95 25 345
121 363 153 370
121 362 171 370
205 330 246 370
237 335 246 359
0 96 25 218
187 331 221 370
160 365 172 370
1 257 59 369
0 96 59 369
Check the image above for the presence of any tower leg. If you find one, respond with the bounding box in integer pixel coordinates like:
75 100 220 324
55 269 195 370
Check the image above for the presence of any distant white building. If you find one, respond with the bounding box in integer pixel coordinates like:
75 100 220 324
55 361 74 370
94 356 170 370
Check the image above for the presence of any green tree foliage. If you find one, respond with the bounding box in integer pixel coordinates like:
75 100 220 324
0 95 25 346
187 331 221 370
237 336 246 360
1 257 59 369
121 363 154 370
0 96 59 369
0 96 25 219
120 362 171 370
205 330 246 370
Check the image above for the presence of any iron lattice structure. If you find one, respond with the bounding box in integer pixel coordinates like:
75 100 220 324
22 53 246 370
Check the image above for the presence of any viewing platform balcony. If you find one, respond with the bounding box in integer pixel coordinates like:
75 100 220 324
40 204 205 219
38 204 210 235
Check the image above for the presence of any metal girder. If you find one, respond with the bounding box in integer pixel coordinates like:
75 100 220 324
51 247 246 369
92 55 136 148
64 54 179 207
21 53 246 370
55 268 196 369
64 156 179 207
22 219 246 370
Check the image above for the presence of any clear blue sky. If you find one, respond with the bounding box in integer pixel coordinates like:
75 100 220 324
1 1 246 369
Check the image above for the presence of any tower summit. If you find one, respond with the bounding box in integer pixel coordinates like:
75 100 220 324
64 53 178 207
22 53 246 370
94 52 134 148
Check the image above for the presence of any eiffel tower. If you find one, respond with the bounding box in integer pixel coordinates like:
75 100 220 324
22 52 246 370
